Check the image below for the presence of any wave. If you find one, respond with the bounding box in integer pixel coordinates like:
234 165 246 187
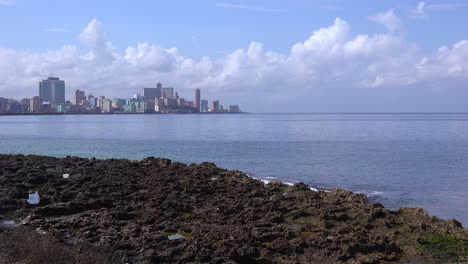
246 174 385 196
247 174 320 192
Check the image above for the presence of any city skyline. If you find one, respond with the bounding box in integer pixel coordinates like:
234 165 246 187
1 1 468 112
0 75 241 114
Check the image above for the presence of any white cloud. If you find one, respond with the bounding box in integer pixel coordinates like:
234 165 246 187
369 9 404 34
78 18 115 64
416 2 426 15
413 2 468 17
1 12 468 111
0 0 15 6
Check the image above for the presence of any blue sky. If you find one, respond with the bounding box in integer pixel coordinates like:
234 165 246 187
1 0 468 112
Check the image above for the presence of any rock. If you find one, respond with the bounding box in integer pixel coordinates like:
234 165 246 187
0 154 467 264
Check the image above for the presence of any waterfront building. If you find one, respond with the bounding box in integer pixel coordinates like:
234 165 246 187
39 76 65 107
0 97 7 112
30 96 41 112
230 105 240 112
97 96 106 109
194 88 201 112
161 87 174 99
201 99 208 113
56 104 65 113
176 98 186 107
154 98 166 113
142 87 161 102
89 97 97 107
113 98 127 111
21 98 30 112
211 100 220 112
41 102 52 112
123 102 136 112
136 101 154 113
163 98 177 108
8 101 22 113
72 89 86 105
102 99 113 113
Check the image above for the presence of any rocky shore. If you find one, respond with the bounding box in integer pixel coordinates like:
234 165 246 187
0 154 467 263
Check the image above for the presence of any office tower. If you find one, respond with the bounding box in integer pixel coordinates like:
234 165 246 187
142 87 162 102
21 98 30 112
0 97 7 112
29 96 41 113
97 96 106 109
176 98 186 107
194 88 201 112
102 99 113 113
72 89 86 105
201 99 208 112
39 76 65 106
161 87 174 99
211 100 219 112
229 105 240 112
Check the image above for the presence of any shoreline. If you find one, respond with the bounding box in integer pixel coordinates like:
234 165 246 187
0 112 250 116
1 154 467 263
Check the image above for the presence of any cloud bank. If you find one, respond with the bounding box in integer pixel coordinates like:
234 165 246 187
1 11 468 112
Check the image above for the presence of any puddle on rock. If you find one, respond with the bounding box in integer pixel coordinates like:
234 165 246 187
168 233 185 240
0 219 16 225
27 191 40 205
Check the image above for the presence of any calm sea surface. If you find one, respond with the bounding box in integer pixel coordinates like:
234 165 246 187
1 113 468 225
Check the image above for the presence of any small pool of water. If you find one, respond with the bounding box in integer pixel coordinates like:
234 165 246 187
167 233 185 240
27 191 40 205
0 219 16 226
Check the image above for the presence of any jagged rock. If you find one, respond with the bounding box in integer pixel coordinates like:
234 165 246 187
0 154 467 263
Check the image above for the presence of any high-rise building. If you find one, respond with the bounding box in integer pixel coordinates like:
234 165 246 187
229 105 240 112
142 87 162 102
39 76 65 106
29 96 41 113
211 100 220 112
0 97 8 113
21 98 30 113
72 89 86 105
102 99 114 113
161 87 174 99
194 88 201 112
201 99 208 112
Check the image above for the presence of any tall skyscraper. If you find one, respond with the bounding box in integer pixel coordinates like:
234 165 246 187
30 96 41 112
161 87 174 99
39 76 65 106
142 87 162 102
201 99 208 112
211 100 220 112
72 89 86 105
194 88 201 112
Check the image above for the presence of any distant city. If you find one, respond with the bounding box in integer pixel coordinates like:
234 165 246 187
0 76 242 114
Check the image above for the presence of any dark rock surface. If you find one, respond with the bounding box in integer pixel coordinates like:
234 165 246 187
0 154 467 263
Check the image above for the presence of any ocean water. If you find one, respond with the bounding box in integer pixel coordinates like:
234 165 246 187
1 113 468 225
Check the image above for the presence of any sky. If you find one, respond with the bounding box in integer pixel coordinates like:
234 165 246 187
1 0 468 112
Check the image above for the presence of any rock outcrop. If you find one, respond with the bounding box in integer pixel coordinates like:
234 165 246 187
0 154 467 263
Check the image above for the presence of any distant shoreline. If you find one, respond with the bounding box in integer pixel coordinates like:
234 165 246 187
0 112 249 116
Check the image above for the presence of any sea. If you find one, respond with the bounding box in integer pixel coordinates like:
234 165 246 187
1 113 467 226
